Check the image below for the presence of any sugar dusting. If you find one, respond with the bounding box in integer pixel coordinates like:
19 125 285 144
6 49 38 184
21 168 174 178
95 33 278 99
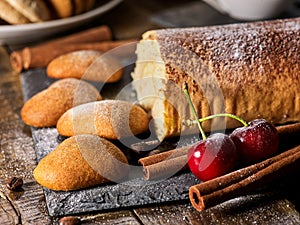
213 194 300 225
156 17 300 84
31 127 60 161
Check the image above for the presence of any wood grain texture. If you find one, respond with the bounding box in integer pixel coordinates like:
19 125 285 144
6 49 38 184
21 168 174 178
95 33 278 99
1 0 300 224
0 190 21 225
134 194 300 225
0 47 52 225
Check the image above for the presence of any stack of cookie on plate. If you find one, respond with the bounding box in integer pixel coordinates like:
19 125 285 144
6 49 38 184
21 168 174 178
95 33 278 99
0 0 96 25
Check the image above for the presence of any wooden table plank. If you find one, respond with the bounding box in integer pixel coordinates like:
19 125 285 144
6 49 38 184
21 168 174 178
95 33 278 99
0 190 21 225
1 1 300 224
134 194 300 225
0 47 53 225
73 211 141 225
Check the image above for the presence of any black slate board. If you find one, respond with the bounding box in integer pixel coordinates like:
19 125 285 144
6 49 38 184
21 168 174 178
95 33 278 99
20 68 200 216
18 0 300 217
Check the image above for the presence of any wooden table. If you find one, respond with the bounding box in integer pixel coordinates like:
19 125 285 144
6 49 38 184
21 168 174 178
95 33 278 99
1 0 300 224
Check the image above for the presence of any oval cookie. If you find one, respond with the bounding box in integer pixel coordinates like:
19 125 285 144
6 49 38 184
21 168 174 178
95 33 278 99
57 100 149 139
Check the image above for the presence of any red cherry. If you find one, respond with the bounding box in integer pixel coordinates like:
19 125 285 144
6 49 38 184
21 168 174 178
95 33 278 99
230 119 279 164
187 133 237 181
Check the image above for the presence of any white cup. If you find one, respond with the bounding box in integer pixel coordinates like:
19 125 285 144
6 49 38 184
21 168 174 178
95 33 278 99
202 0 292 20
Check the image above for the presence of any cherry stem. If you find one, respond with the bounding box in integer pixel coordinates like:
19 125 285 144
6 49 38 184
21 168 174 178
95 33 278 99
185 113 249 127
182 82 207 140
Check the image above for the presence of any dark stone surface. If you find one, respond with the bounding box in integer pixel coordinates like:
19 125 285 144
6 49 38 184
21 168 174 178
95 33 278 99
45 173 198 216
20 69 200 216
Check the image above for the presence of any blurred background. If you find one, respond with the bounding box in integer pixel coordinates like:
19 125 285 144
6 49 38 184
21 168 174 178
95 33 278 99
1 0 300 47
99 0 300 39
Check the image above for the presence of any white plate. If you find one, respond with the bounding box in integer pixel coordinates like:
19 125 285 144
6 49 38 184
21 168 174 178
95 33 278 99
0 0 123 45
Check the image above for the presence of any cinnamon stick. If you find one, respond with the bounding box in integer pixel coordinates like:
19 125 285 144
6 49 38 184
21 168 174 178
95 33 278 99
138 122 300 181
189 144 300 212
21 39 137 70
138 146 189 166
10 25 112 72
277 122 300 140
138 146 189 180
143 155 188 180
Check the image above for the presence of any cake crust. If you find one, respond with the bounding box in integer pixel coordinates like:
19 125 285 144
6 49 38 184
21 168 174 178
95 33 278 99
132 18 300 139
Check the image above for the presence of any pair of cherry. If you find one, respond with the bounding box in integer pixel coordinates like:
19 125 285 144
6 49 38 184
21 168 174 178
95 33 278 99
187 119 279 181
182 83 279 181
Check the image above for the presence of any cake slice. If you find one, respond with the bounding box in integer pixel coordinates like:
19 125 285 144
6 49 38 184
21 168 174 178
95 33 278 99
132 18 300 140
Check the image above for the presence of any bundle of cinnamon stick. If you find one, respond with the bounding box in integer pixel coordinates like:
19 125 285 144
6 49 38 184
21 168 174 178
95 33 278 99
138 122 300 211
9 25 137 72
189 143 300 212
